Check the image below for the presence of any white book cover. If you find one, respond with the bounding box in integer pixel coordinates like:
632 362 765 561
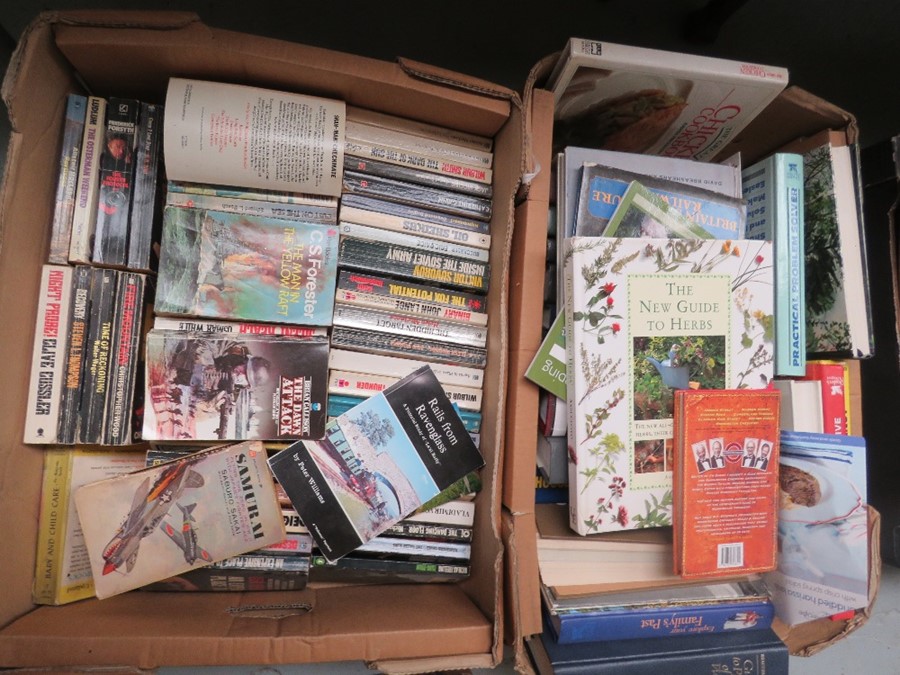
564 237 774 535
549 38 788 162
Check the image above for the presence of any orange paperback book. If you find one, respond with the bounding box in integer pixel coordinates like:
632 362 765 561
673 389 781 579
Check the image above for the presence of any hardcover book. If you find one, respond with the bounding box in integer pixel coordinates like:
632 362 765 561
547 38 788 161
771 378 824 433
564 237 774 535
74 440 286 599
268 366 484 562
672 389 781 579
802 359 851 435
33 448 147 604
142 330 329 441
155 207 339 325
742 153 806 375
163 78 346 197
47 93 87 264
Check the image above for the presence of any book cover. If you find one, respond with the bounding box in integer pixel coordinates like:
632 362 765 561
576 164 745 239
127 102 163 271
68 96 107 264
78 267 118 444
526 622 788 675
268 366 484 562
344 154 492 198
802 359 850 434
56 264 92 444
564 237 774 535
525 309 568 400
591 180 715 240
672 389 781 579
548 38 788 161
764 430 868 625
743 153 806 376
47 93 88 264
163 78 346 197
331 303 487 348
142 330 329 441
155 207 339 325
24 264 73 444
74 440 286 599
93 97 140 267
33 448 147 604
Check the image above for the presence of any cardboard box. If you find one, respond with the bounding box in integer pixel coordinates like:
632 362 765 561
0 10 527 671
504 49 879 671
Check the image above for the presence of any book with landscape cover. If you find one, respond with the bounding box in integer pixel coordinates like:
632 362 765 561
672 389 781 580
33 448 146 604
74 440 286 599
268 366 484 562
163 78 346 197
142 330 329 441
743 153 806 376
47 93 87 264
564 237 774 535
155 207 339 325
547 38 788 161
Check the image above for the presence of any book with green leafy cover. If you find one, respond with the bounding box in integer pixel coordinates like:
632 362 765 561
525 309 568 400
564 237 774 535
591 180 714 240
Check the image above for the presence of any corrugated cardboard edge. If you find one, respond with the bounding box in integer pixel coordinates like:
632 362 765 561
772 505 882 656
518 53 559 202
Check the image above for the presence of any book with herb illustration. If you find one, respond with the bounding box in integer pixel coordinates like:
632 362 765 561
563 237 774 535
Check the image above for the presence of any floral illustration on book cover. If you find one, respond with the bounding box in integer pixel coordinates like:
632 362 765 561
565 237 774 535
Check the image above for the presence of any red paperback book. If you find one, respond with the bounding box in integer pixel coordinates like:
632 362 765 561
673 389 781 580
801 360 849 435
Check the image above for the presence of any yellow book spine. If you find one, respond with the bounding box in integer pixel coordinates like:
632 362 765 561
32 449 72 605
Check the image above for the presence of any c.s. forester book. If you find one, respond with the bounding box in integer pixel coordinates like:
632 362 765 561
268 366 484 562
74 440 286 599
563 237 774 535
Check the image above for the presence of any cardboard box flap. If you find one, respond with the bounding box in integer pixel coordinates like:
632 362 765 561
397 57 517 103
52 8 201 29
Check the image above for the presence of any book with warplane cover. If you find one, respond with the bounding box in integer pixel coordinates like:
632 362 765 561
74 440 286 598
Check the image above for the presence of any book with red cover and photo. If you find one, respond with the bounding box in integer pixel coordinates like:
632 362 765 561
672 388 781 580
801 359 850 435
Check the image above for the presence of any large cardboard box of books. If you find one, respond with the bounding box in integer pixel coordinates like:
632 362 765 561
503 46 881 670
0 10 526 671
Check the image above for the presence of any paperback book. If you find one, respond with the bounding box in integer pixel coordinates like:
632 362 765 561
268 366 484 562
155 207 339 325
56 264 93 444
126 101 163 271
344 154 492 198
74 440 286 598
142 330 329 441
68 95 106 264
331 303 487 348
47 93 88 264
330 326 488 369
564 236 774 535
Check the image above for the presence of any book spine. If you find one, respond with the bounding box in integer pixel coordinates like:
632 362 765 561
328 347 485 389
382 520 473 542
255 531 314 555
343 138 492 185
342 170 492 221
550 601 775 645
24 265 73 444
212 554 311 572
344 154 492 198
339 204 491 250
804 361 849 434
47 94 88 264
338 236 490 293
165 191 338 225
144 567 309 592
355 536 471 560
338 220 489 263
309 554 470 581
69 96 107 263
346 105 493 152
56 265 93 444
93 97 140 267
152 316 328 337
126 102 162 271
104 272 146 445
341 193 490 236
281 508 311 535
346 119 493 168
331 302 488 348
32 450 71 603
330 326 488 369
78 268 118 444
406 498 476 527
166 180 339 207
328 368 482 412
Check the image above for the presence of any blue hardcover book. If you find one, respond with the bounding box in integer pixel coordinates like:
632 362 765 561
743 153 805 375
527 621 788 675
547 598 774 644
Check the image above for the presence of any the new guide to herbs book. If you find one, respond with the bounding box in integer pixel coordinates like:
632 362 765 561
564 236 774 535
74 441 286 599
269 365 484 562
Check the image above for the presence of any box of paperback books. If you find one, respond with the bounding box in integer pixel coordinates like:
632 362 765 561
0 10 521 672
501 43 878 670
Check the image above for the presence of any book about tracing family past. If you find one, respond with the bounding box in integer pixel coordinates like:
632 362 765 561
155 206 339 325
672 389 781 580
142 329 328 442
74 440 286 599
268 366 484 562
564 236 774 535
163 78 346 197
546 38 789 162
